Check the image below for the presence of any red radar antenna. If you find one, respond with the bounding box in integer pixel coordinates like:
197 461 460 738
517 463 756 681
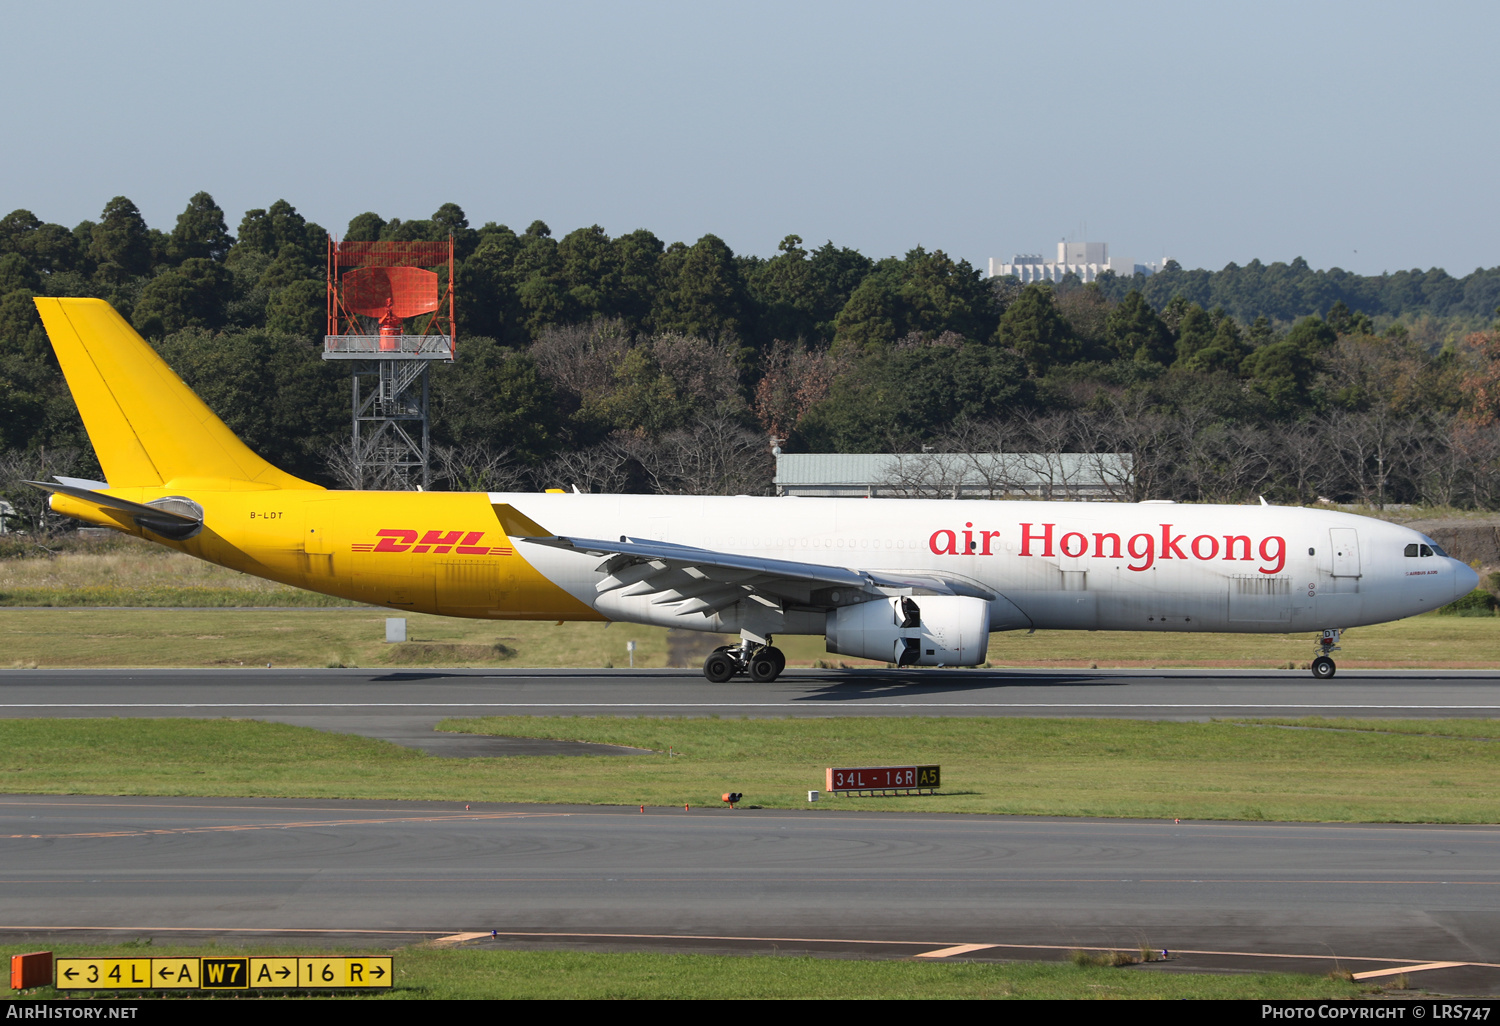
322 237 456 489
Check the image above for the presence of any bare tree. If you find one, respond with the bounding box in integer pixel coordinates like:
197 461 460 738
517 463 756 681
431 443 530 493
1067 412 1136 501
1454 424 1500 509
1014 413 1082 500
627 416 773 496
1266 420 1328 505
753 339 843 439
941 418 1033 497
1408 414 1466 507
1095 396 1173 501
0 447 92 535
322 442 361 490
1323 408 1415 508
530 319 632 402
322 441 431 492
1200 422 1273 503
650 332 745 418
1158 405 1225 502
538 441 633 494
884 450 972 499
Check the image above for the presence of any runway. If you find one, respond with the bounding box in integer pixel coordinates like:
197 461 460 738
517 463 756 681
5 668 1500 992
2 794 1499 993
0 667 1499 754
9 666 1500 718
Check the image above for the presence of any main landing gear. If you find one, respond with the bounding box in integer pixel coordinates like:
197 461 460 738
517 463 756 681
1311 628 1342 679
703 639 786 683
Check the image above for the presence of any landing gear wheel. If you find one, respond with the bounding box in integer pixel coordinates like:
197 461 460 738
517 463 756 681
1311 656 1336 680
748 647 783 683
766 646 786 676
703 651 737 683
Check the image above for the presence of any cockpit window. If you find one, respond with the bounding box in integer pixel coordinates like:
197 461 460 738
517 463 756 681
1405 544 1419 557
1420 544 1433 557
1430 542 1448 557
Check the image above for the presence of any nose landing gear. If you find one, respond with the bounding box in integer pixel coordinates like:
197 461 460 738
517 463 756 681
702 638 786 683
1311 629 1341 679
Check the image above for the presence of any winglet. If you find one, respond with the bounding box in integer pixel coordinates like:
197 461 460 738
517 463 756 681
492 503 551 538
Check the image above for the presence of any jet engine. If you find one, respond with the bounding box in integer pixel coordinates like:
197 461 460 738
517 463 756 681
825 595 991 666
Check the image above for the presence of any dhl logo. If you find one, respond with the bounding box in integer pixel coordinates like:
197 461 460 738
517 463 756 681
351 529 514 557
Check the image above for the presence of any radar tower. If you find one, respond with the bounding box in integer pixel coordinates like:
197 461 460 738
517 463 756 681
322 238 455 489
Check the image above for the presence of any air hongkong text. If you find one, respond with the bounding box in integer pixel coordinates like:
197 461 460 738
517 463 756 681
929 522 1288 575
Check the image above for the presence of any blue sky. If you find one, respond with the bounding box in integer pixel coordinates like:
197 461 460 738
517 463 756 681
3 0 1496 276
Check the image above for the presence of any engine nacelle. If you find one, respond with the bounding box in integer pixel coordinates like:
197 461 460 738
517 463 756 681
825 595 991 666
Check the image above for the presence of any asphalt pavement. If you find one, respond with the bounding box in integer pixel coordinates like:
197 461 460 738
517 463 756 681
2 795 1498 993
4 666 1500 755
5 666 1500 991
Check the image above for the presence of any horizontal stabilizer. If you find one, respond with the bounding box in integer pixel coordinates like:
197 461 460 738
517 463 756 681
54 476 111 491
26 480 203 540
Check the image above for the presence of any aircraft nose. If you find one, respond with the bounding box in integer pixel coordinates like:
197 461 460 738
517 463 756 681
1454 560 1481 600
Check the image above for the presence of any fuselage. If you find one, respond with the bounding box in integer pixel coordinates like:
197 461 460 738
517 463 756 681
506 493 1476 635
55 487 1477 638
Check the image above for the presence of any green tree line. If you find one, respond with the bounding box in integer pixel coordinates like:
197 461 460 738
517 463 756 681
2 193 1499 513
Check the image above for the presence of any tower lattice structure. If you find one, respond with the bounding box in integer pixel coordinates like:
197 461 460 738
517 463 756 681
322 238 455 490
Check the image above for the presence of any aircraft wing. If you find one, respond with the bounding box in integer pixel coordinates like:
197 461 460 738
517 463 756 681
503 506 993 617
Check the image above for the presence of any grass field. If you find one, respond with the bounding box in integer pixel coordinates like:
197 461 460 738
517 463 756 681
0 608 669 669
0 545 358 607
6 715 1500 822
0 942 1375 1000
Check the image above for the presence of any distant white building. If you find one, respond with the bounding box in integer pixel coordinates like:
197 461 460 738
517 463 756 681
988 241 1169 284
774 452 1133 501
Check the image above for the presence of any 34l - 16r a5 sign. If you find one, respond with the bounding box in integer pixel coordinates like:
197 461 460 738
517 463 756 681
826 765 940 793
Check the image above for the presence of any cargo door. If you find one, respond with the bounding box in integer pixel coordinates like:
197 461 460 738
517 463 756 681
437 560 503 616
351 530 435 611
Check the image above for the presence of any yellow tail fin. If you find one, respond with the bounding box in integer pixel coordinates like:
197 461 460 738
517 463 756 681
34 298 320 491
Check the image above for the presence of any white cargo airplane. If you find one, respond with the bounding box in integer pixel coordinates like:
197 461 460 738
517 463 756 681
30 299 1479 683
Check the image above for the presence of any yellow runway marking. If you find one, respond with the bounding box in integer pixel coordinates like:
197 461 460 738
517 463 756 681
432 932 494 946
914 943 998 958
1352 962 1468 980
